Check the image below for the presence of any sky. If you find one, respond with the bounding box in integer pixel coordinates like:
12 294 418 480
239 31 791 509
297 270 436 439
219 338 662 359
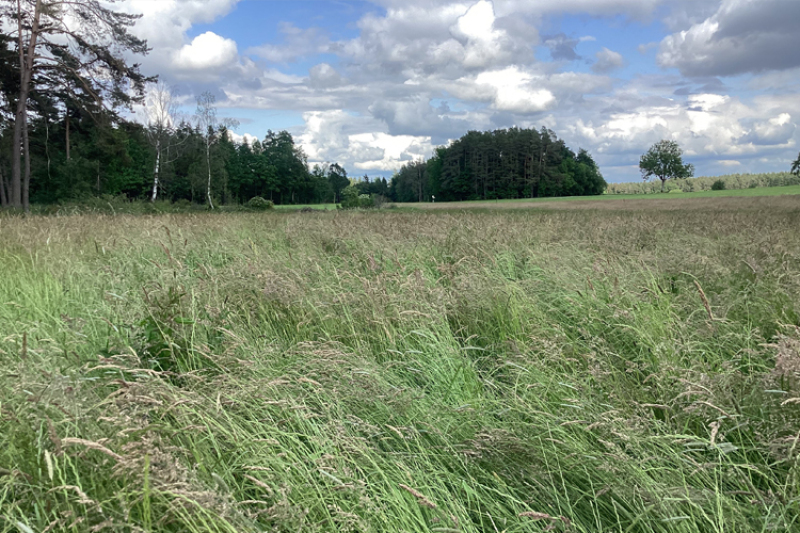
123 0 800 182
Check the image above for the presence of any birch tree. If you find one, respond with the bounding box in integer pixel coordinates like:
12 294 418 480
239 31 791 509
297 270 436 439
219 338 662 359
195 91 216 209
145 82 176 202
5 0 151 210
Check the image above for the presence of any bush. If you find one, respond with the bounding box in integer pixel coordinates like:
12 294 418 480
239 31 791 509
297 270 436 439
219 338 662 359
711 179 726 191
340 186 361 209
359 194 375 209
173 199 193 210
246 196 274 211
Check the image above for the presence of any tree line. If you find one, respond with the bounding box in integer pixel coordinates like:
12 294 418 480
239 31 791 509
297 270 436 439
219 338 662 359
389 128 607 203
0 1 355 209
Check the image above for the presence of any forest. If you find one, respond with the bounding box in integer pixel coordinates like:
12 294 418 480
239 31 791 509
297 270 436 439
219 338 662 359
0 106 603 207
389 128 607 203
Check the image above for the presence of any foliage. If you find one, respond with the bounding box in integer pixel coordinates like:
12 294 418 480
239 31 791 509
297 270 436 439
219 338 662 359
640 140 695 192
607 172 800 194
711 179 726 191
327 163 349 203
339 185 361 209
390 128 606 202
3 0 153 210
358 194 374 208
2 203 800 532
792 152 800 176
246 196 274 211
0 113 339 206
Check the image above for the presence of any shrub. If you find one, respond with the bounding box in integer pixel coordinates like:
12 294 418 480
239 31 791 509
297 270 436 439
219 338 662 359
340 186 361 209
359 194 375 209
173 199 193 210
373 194 389 209
246 196 274 211
711 179 726 191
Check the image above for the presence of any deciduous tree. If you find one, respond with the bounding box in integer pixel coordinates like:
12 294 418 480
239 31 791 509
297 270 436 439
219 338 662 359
145 82 177 202
195 92 217 209
639 140 694 193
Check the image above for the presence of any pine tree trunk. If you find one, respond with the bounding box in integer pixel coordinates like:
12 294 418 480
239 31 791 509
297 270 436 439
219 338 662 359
661 178 666 193
11 96 24 207
65 113 70 160
12 0 42 210
0 167 8 207
22 110 31 211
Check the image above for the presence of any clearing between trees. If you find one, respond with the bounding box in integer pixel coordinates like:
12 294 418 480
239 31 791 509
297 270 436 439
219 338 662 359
2 200 800 532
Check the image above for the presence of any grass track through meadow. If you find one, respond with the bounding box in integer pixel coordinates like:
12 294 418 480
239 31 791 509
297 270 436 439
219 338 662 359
1 199 800 532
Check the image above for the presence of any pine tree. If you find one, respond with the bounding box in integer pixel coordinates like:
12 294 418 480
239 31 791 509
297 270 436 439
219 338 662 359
5 0 152 210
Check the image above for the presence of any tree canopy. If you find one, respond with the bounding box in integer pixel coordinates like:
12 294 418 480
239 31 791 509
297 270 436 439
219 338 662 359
639 140 695 192
3 0 153 210
389 128 606 203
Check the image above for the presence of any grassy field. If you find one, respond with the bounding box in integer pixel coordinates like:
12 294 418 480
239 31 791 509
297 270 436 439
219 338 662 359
2 196 800 532
408 184 800 210
273 203 338 211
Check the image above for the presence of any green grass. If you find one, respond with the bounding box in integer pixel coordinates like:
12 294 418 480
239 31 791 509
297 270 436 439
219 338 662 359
409 184 800 209
1 199 800 532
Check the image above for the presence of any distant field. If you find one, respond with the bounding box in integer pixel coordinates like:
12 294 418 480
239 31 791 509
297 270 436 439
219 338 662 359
407 184 800 210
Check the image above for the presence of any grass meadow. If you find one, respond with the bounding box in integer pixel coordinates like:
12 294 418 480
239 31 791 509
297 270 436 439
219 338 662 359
2 196 800 532
409 185 800 211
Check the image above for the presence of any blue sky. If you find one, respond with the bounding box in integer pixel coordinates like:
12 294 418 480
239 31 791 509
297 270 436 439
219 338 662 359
127 0 800 181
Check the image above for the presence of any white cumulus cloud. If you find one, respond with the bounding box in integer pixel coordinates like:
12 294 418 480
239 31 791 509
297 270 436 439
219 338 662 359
174 32 239 71
475 67 556 113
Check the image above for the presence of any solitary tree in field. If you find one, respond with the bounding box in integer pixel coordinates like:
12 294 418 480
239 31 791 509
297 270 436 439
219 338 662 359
792 152 800 176
639 140 694 193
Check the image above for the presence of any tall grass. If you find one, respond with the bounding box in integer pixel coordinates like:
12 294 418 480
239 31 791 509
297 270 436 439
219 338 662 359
1 201 800 532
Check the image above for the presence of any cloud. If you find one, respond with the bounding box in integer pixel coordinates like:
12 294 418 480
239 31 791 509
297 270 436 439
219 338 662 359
369 0 663 19
227 131 259 146
299 110 434 172
562 91 799 176
174 32 239 71
119 0 800 178
658 0 800 77
475 67 556 113
543 33 581 61
248 23 330 63
308 63 343 89
120 0 250 84
592 48 625 73
744 113 796 146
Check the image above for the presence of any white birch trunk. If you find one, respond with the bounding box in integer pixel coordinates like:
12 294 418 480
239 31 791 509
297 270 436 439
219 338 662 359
150 137 161 202
206 137 214 209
